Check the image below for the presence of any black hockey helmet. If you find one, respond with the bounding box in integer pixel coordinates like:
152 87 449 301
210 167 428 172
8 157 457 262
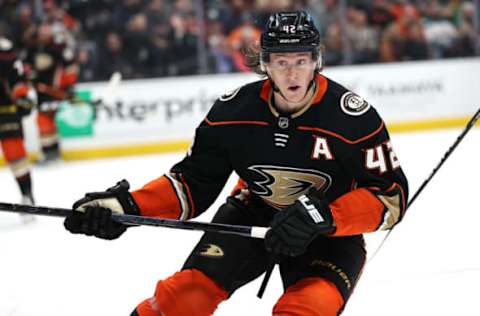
260 11 321 64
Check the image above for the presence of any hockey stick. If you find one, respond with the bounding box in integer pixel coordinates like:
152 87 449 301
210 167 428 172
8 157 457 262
94 71 122 106
369 106 480 261
0 202 269 239
71 71 122 107
34 71 120 111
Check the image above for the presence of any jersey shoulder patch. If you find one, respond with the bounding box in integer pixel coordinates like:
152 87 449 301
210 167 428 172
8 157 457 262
340 91 371 116
218 80 264 103
207 80 264 123
219 87 241 102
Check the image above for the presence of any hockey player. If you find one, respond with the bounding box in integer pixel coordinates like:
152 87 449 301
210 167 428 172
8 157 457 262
64 11 409 316
24 21 78 162
0 36 36 205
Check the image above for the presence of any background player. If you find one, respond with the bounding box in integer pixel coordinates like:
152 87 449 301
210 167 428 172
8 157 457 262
64 11 409 316
0 36 36 206
23 21 78 162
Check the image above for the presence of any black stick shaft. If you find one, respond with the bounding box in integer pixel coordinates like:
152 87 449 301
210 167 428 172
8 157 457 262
369 107 480 262
0 202 269 239
257 260 276 299
407 107 480 209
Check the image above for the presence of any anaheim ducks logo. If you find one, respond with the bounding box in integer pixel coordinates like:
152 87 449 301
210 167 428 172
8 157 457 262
248 165 332 209
35 53 54 71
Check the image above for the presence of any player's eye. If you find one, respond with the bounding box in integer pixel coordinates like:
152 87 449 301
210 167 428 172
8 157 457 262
297 59 308 66
277 60 288 68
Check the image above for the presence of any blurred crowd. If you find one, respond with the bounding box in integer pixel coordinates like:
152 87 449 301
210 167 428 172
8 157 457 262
0 0 478 82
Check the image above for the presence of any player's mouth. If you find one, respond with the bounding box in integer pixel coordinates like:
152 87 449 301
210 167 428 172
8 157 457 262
288 85 301 92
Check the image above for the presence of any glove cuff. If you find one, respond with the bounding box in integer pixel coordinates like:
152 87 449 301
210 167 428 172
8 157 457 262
109 179 141 216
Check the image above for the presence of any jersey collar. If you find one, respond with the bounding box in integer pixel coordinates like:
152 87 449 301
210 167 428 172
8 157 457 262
260 74 328 118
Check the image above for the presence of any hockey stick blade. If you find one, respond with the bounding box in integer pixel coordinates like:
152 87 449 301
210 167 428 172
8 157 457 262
0 202 269 239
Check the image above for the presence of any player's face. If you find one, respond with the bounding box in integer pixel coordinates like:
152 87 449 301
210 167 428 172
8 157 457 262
266 52 316 108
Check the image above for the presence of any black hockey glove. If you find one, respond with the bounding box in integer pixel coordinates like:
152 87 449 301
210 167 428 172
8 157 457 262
15 96 35 116
265 192 335 257
64 179 140 240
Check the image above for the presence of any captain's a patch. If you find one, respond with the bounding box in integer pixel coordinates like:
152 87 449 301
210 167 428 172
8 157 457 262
340 92 370 116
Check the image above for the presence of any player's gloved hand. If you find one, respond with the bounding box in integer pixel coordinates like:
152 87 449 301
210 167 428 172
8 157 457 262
64 179 140 240
12 83 36 116
265 191 335 257
15 96 35 116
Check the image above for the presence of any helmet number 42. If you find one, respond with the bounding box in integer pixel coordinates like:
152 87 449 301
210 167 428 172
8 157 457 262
283 25 296 34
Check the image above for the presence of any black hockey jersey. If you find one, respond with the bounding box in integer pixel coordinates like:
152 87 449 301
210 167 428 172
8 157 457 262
23 35 77 102
0 37 29 138
0 37 24 106
132 74 409 236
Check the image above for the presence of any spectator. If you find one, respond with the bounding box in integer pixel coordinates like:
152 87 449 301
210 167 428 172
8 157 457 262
346 5 379 63
166 0 199 76
368 0 396 31
10 2 35 49
147 0 171 76
77 43 97 82
113 0 146 31
403 19 430 60
324 22 344 65
207 18 235 73
227 13 261 72
97 32 133 80
380 2 430 61
123 13 155 78
450 1 477 56
2 0 477 81
308 0 341 36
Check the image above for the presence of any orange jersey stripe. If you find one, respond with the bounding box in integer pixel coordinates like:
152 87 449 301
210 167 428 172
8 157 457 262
204 117 268 126
329 188 385 236
298 121 385 145
131 176 182 219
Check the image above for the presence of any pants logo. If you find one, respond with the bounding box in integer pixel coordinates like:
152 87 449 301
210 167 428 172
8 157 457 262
199 244 224 258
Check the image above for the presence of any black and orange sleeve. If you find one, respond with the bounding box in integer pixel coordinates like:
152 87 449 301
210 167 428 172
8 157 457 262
131 175 183 219
330 119 409 237
132 116 233 220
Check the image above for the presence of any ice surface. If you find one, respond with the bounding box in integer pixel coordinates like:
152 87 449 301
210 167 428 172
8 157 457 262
0 128 478 315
